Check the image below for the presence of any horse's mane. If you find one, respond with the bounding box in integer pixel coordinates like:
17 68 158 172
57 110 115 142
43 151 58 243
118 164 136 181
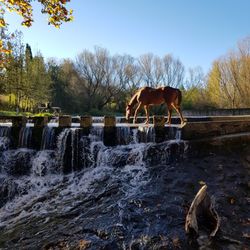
128 91 138 108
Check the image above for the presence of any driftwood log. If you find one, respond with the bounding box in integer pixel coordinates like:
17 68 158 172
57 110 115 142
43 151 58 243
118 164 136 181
185 185 220 237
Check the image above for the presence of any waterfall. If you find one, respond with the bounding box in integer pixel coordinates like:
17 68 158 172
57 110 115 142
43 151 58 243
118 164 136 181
90 126 103 141
31 150 57 176
18 127 32 148
0 123 187 212
138 126 155 143
116 126 131 145
175 129 182 140
0 127 11 137
41 126 55 150
0 126 11 152
56 128 71 173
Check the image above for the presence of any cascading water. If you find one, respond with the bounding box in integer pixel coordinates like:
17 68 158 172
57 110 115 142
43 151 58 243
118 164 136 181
0 125 185 205
0 123 246 249
18 127 32 148
0 126 10 137
90 126 103 141
0 127 11 152
56 128 72 173
41 126 55 150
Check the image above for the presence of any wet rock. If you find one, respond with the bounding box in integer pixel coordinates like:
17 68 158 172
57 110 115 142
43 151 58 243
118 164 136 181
144 141 185 165
1 149 36 176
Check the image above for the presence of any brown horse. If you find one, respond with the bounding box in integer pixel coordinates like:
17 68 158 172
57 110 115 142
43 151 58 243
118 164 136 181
125 86 185 124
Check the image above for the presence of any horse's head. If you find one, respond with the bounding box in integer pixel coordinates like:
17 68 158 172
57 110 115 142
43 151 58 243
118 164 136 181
126 104 132 121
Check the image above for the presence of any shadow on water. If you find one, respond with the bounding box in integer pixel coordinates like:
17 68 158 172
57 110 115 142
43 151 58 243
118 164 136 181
0 125 249 249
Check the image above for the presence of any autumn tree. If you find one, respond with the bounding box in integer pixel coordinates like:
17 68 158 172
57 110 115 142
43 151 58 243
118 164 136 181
183 67 209 109
207 37 250 108
0 23 14 72
1 30 52 111
0 0 73 28
0 0 73 69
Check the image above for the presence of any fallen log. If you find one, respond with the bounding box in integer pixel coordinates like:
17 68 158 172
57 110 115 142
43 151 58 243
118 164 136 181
185 185 220 237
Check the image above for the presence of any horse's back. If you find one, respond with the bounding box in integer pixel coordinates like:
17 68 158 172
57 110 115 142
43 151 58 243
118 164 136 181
163 86 182 104
136 86 182 105
137 86 165 104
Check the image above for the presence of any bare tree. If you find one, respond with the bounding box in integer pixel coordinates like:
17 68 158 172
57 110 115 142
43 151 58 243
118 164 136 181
75 47 109 110
162 54 185 88
113 54 141 92
138 53 163 87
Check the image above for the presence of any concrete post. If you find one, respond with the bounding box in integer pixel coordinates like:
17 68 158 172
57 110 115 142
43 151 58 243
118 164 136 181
33 116 48 127
11 116 27 127
59 115 72 127
153 115 166 143
153 115 165 127
104 116 117 146
80 116 92 127
11 116 27 148
31 117 49 150
104 116 116 127
80 116 92 136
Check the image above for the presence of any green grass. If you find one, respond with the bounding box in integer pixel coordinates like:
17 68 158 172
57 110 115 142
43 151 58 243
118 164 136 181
32 113 54 117
0 110 54 117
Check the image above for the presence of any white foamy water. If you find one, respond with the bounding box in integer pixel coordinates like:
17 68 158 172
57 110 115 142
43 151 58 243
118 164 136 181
32 150 57 176
0 124 185 234
0 137 10 152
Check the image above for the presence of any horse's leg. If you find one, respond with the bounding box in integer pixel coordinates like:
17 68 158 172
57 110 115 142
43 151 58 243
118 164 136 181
133 102 142 123
166 105 172 124
172 104 185 125
144 105 149 124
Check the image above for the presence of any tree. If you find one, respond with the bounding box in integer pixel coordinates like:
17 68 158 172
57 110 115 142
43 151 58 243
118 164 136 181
0 24 14 70
138 53 163 87
183 67 209 109
112 54 141 111
4 30 25 108
162 54 185 88
207 37 250 108
138 53 185 88
1 30 52 111
0 0 73 70
27 53 52 110
0 0 73 28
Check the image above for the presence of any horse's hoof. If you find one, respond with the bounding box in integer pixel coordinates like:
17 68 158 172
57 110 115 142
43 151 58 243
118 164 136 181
181 121 187 127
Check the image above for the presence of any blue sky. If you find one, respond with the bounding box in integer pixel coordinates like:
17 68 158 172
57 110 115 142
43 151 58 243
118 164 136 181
5 0 250 73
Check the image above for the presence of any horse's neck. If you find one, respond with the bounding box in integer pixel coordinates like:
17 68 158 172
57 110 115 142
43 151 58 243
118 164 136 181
129 93 138 108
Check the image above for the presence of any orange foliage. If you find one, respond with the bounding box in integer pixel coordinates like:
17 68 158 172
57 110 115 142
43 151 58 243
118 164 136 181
0 0 73 28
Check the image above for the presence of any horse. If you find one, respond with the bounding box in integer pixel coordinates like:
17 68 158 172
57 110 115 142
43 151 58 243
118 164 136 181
125 86 185 125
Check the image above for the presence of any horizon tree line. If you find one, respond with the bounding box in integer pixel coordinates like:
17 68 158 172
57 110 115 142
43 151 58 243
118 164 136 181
1 30 250 115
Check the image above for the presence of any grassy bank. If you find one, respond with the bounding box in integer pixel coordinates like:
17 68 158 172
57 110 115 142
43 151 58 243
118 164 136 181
0 110 53 117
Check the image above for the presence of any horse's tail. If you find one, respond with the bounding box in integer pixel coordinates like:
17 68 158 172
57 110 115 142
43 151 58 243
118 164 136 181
176 89 182 107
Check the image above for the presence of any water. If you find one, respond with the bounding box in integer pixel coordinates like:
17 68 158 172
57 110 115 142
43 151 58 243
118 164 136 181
18 127 32 148
41 126 55 150
0 126 10 137
0 125 248 249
